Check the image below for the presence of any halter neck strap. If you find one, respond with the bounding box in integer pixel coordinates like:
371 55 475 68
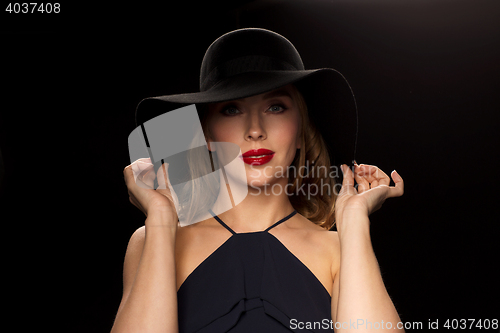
264 210 297 232
208 208 236 235
208 209 297 235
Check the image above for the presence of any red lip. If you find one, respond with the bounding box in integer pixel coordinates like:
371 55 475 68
242 148 275 157
240 148 275 166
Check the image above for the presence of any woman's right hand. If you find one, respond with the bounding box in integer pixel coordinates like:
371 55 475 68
123 158 179 222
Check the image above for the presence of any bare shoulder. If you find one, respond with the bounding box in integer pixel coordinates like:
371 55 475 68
175 217 231 258
292 214 339 244
176 217 223 244
290 214 341 262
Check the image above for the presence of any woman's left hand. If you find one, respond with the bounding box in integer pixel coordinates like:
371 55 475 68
335 163 404 229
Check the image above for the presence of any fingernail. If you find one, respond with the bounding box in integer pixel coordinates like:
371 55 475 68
392 170 402 181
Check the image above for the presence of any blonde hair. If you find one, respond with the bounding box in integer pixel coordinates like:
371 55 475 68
188 85 338 230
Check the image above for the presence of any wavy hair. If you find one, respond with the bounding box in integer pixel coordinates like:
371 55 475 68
285 85 337 230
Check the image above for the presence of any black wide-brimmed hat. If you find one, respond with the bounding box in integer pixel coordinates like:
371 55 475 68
135 27 358 167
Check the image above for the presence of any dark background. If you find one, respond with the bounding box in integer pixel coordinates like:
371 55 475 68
1 0 499 331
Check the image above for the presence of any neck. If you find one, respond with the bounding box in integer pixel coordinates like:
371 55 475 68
211 173 295 232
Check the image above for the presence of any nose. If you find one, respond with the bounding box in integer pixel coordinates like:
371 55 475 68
245 112 266 141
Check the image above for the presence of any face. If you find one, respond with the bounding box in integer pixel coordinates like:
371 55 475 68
205 84 302 188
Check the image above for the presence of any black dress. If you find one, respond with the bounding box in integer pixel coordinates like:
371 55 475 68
177 209 333 332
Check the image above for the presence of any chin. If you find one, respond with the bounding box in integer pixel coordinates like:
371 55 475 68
246 161 290 185
246 168 271 184
246 174 285 190
247 179 271 189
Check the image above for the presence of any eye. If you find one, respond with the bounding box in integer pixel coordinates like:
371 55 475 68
220 105 241 116
268 104 287 113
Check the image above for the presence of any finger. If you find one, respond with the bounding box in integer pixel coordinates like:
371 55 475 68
132 159 154 181
141 167 156 188
388 170 404 198
125 170 154 191
156 162 170 190
124 158 152 180
340 164 358 195
124 159 155 191
124 157 152 171
123 163 135 187
135 161 156 189
133 163 155 189
156 162 180 209
358 164 390 186
353 164 370 193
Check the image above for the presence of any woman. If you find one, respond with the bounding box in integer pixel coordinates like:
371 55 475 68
112 28 405 332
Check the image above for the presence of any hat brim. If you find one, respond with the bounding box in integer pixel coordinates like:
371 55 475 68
135 68 358 167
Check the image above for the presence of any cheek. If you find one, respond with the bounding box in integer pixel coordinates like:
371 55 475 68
272 118 301 151
205 117 242 149
210 123 240 142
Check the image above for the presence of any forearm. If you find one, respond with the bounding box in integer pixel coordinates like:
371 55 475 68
336 209 403 332
112 211 178 333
